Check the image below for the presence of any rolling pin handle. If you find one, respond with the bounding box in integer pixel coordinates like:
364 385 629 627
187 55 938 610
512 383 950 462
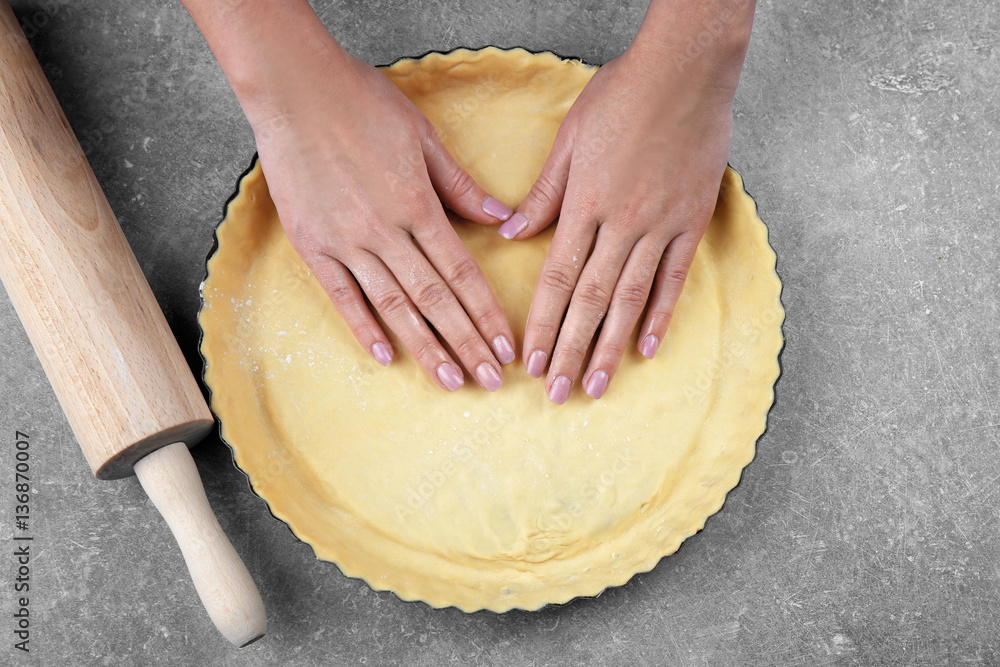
133 442 267 647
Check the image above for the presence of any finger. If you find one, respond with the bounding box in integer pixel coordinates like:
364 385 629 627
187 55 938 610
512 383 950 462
521 214 596 381
349 251 466 391
498 124 574 240
581 237 666 399
384 239 505 392
420 122 513 225
637 233 701 360
412 219 517 366
310 254 394 366
544 234 632 404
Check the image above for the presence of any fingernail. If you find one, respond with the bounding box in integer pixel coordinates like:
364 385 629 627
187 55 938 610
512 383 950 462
585 370 609 399
476 362 502 391
548 376 572 404
372 342 393 366
498 212 529 240
437 363 464 391
640 334 659 359
526 350 548 377
492 335 516 365
482 196 513 221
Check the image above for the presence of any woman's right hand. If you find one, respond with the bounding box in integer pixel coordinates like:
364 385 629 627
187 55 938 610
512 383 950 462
242 38 517 392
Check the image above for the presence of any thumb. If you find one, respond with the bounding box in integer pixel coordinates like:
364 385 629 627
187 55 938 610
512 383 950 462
498 125 574 240
421 124 514 225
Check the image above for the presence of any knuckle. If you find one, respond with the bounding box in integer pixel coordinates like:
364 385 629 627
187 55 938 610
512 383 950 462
575 282 613 312
612 197 653 231
615 283 649 310
444 255 481 289
415 114 437 139
448 169 477 201
326 281 356 306
412 278 450 310
453 333 480 359
529 318 561 346
550 347 585 375
482 304 507 329
662 265 690 286
640 246 667 275
540 261 578 294
410 336 440 364
397 183 438 218
568 189 601 218
530 173 562 212
285 219 322 255
366 219 406 250
648 310 674 332
373 289 410 318
597 336 628 361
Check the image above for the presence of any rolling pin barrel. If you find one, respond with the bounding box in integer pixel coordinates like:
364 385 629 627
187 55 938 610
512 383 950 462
0 0 210 480
0 1 265 646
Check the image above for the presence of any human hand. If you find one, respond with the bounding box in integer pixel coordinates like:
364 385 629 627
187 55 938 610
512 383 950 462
499 43 742 403
246 44 517 392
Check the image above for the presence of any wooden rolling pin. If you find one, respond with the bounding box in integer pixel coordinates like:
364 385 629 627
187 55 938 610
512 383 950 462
0 1 266 647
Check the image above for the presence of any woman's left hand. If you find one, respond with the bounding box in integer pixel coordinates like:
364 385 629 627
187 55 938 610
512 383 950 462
499 42 743 403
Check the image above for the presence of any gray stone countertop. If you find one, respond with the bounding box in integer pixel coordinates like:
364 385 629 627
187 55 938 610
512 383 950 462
1 0 998 664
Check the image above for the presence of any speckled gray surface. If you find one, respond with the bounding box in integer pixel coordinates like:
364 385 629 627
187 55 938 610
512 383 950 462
1 0 999 665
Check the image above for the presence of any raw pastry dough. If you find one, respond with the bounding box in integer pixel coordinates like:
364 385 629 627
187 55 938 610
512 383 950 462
199 47 783 612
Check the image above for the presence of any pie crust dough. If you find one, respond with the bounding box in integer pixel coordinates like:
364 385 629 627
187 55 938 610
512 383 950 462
199 47 783 612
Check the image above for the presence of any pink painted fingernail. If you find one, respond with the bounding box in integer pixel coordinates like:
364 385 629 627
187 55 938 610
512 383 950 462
372 342 393 366
437 363 464 391
548 376 572 404
585 370 609 399
492 335 516 365
640 334 659 359
476 362 502 391
498 212 529 239
526 350 548 378
482 196 513 221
